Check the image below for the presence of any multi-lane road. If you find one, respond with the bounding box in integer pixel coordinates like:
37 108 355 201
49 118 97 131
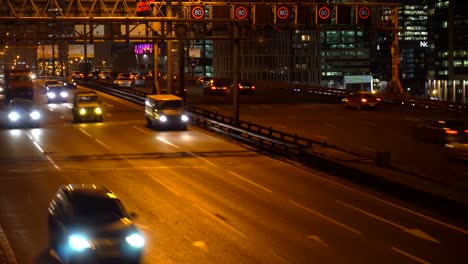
0 81 467 263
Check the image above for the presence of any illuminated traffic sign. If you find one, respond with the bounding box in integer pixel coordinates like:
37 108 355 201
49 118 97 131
235 6 249 20
317 5 332 24
191 6 205 19
357 6 371 25
358 6 371 20
276 6 289 20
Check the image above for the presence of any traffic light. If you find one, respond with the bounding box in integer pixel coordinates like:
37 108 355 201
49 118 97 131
337 5 352 25
357 6 372 25
316 5 332 24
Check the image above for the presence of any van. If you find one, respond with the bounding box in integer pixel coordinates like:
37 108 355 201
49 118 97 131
145 94 189 130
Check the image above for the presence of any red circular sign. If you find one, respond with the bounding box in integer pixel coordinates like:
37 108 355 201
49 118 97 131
277 6 289 20
235 7 248 20
191 6 205 19
318 6 331 20
358 7 371 19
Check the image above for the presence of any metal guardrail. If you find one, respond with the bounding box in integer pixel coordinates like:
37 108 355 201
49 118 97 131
259 80 468 113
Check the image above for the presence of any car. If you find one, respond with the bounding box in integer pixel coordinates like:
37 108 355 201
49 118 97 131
446 136 468 161
145 94 189 130
237 81 256 94
203 79 230 95
343 91 382 110
87 71 100 80
72 91 103 123
44 80 69 104
6 99 41 128
133 74 146 87
196 76 213 88
48 184 144 264
115 76 134 88
70 71 85 80
63 77 77 89
414 119 467 144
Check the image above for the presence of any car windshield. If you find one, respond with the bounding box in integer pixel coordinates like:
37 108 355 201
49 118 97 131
10 100 34 110
72 196 126 224
156 100 184 109
77 95 98 103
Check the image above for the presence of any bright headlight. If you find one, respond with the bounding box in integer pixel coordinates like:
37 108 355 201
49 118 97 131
126 233 144 248
94 107 102 115
181 115 189 122
160 115 167 122
69 234 91 251
79 108 87 115
47 92 56 99
8 112 20 121
60 91 68 98
30 111 41 120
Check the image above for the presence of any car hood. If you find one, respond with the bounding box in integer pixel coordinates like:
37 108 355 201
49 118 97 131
76 103 100 108
72 217 137 237
160 109 185 115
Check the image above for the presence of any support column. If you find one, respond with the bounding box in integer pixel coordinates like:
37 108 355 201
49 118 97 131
452 80 456 102
443 80 447 101
232 22 240 126
461 80 466 104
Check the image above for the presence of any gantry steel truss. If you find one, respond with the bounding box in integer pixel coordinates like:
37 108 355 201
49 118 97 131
0 0 403 92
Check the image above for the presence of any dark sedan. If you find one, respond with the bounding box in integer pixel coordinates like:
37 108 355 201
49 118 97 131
237 81 256 94
203 79 230 95
6 99 41 128
48 184 144 264
414 119 467 144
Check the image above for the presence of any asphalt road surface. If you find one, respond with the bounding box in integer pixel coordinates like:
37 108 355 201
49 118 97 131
0 83 467 264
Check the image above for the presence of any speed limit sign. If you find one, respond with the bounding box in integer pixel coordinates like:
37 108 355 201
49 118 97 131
235 6 249 20
277 6 289 20
191 6 205 19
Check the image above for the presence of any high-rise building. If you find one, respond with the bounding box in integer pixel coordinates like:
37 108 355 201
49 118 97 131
427 0 468 102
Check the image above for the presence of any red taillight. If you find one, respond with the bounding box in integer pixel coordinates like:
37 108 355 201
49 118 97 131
376 98 381 101
252 86 255 89
239 85 244 89
211 86 216 90
465 129 468 134
445 129 458 135
361 98 367 103
222 87 227 90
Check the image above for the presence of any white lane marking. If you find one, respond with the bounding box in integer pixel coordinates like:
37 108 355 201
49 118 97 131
323 123 337 128
0 225 18 264
187 152 217 166
103 102 114 107
33 141 45 153
208 106 220 111
79 128 93 137
48 107 55 112
287 115 297 119
156 136 180 149
228 171 272 193
334 185 468 235
133 126 152 135
337 200 440 243
106 113 112 117
95 139 112 150
278 125 287 129
277 158 468 235
391 247 431 264
148 173 181 196
193 203 247 238
306 235 328 248
46 156 61 170
270 250 292 264
192 241 208 252
249 106 260 110
289 200 362 235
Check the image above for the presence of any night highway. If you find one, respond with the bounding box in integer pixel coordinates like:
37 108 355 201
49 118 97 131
0 81 467 264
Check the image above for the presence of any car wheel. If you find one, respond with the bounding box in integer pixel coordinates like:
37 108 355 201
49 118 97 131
146 117 153 128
